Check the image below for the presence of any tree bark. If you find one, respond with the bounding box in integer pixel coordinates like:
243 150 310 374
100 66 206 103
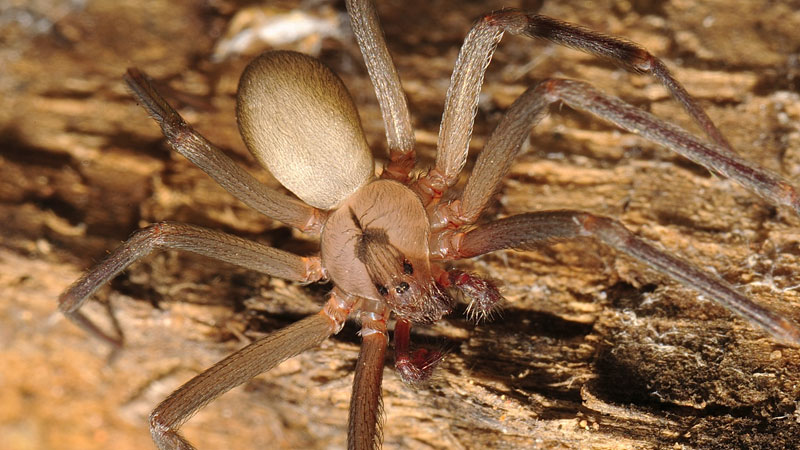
3 0 800 449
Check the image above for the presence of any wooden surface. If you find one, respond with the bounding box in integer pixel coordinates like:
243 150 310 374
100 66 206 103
3 0 800 449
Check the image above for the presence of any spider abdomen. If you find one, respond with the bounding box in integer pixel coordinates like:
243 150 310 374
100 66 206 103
236 50 374 210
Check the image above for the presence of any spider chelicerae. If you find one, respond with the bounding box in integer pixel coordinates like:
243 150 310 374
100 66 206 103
59 1 800 448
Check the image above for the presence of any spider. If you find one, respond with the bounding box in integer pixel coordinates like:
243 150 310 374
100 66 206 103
58 0 800 448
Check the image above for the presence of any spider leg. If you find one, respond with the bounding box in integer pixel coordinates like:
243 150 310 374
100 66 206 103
544 79 800 214
416 8 737 204
150 289 355 450
59 222 325 347
516 13 733 151
124 69 325 234
434 210 800 347
431 79 800 230
349 300 389 450
346 0 416 183
431 82 551 228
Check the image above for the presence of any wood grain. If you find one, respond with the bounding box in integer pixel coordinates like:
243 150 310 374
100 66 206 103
3 0 800 448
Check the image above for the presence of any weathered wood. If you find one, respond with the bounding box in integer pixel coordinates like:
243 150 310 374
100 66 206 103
3 0 800 449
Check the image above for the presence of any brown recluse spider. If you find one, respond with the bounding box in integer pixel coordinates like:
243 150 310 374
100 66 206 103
59 1 800 448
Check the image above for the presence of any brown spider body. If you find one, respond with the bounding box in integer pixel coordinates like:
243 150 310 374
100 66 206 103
239 49 454 323
57 1 800 448
322 179 453 324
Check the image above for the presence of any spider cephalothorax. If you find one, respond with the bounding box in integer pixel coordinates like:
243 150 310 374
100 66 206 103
59 1 800 449
350 209 454 323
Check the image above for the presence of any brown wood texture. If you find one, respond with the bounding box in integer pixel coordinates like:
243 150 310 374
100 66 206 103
3 0 800 449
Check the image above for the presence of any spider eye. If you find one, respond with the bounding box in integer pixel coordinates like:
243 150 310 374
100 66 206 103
402 260 414 275
376 284 389 296
395 281 410 294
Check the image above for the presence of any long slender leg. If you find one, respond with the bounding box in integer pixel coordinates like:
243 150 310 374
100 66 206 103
432 78 800 230
59 222 324 345
416 9 736 203
124 69 325 234
519 14 732 151
151 289 356 450
345 0 416 183
348 299 389 450
434 210 800 346
544 79 800 214
431 82 551 228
